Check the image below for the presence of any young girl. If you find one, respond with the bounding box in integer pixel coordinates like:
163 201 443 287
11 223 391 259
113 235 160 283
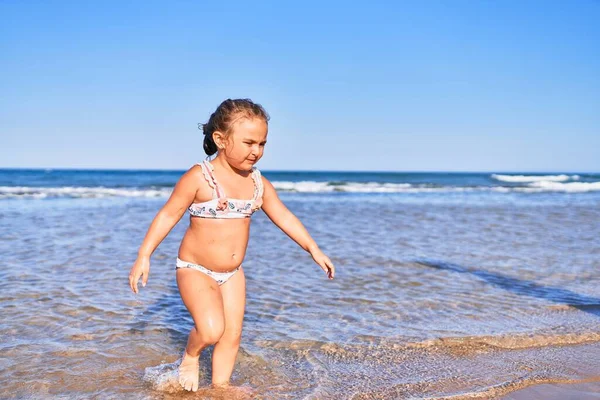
128 99 335 392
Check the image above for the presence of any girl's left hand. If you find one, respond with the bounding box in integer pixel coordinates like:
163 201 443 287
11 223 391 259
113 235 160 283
311 249 335 280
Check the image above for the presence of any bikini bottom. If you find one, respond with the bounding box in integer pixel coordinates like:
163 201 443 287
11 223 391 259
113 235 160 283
176 258 240 286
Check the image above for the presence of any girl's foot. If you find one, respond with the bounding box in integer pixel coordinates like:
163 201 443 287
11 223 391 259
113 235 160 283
178 350 200 392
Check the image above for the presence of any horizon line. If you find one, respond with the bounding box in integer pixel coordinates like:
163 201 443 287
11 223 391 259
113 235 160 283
0 167 597 175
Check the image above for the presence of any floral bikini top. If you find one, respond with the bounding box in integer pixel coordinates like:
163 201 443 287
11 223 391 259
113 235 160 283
188 160 264 219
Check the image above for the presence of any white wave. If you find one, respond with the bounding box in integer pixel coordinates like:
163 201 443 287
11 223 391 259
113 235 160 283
273 181 511 193
273 180 599 194
272 181 413 193
2 179 600 199
0 186 172 199
273 181 333 192
523 180 600 193
491 174 579 183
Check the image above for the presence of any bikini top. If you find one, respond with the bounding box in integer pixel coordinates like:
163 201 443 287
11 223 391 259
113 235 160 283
188 160 264 219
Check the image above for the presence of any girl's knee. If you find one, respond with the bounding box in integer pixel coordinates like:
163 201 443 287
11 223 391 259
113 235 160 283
193 325 225 345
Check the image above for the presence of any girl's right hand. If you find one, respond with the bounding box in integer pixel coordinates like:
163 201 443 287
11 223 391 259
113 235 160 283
129 257 150 294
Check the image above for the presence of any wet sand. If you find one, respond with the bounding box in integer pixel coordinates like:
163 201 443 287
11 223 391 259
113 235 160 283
502 379 600 400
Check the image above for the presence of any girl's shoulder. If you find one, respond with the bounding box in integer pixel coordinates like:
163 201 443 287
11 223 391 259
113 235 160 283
175 164 212 192
176 163 215 202
260 174 276 194
187 163 207 180
258 171 270 184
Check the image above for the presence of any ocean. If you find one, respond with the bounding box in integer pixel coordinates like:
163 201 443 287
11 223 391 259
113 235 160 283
1 168 599 399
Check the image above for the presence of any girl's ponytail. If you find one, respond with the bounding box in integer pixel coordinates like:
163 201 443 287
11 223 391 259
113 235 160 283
200 119 218 156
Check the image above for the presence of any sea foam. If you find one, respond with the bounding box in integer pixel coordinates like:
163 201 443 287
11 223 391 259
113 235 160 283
491 174 579 183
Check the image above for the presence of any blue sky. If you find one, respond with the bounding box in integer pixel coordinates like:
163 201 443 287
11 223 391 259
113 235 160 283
1 1 598 172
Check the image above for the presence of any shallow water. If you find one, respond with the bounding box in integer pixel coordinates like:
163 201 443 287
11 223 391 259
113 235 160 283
1 187 600 399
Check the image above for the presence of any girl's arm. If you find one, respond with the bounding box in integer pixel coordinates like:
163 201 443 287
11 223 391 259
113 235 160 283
128 167 201 293
260 176 335 280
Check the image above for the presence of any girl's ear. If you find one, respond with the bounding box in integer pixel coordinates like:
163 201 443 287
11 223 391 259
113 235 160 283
212 130 226 150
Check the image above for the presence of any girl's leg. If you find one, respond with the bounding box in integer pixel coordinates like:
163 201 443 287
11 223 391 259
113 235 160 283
176 268 226 391
211 266 246 386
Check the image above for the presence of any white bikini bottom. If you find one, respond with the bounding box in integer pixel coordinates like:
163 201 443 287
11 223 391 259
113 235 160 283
176 258 240 286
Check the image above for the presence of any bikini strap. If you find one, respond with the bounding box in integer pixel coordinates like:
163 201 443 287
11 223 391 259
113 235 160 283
251 167 264 200
198 160 225 199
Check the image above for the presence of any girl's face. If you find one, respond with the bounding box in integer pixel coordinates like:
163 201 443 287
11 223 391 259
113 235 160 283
220 117 268 171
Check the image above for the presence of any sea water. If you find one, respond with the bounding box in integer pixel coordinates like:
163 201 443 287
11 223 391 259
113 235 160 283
1 169 599 399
